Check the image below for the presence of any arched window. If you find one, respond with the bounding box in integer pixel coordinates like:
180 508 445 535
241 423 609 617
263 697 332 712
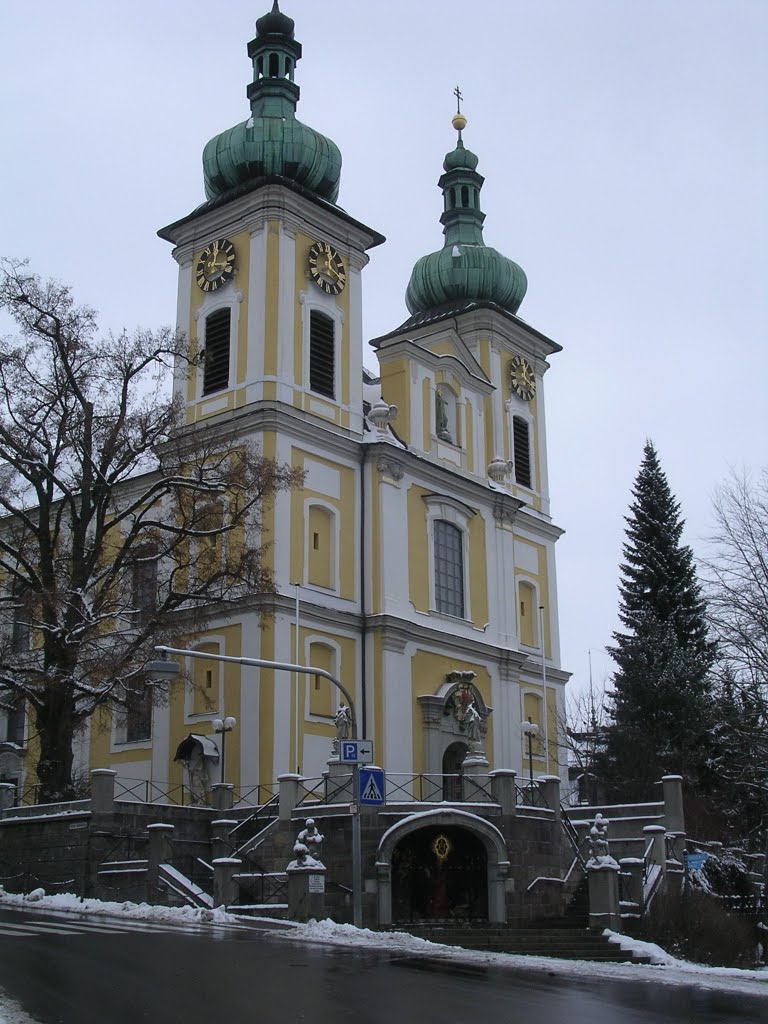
434 519 465 618
308 641 336 718
202 309 231 395
284 56 291 77
513 416 532 488
461 185 469 207
256 56 264 78
523 693 544 758
269 52 279 77
307 505 335 589
309 310 335 399
449 188 456 210
191 641 221 716
518 581 537 647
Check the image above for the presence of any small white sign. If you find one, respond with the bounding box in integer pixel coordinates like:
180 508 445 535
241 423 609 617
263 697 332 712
308 874 325 893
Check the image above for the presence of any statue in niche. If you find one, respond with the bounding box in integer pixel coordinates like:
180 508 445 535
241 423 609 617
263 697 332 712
435 388 452 443
464 700 482 749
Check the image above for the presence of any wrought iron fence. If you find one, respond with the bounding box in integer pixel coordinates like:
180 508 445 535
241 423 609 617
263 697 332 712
231 783 278 809
516 783 547 808
230 870 288 908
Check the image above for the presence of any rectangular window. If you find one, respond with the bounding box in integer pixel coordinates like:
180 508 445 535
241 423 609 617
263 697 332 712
309 311 335 399
434 519 465 618
131 547 158 627
2 695 25 746
10 587 32 654
513 417 532 489
121 683 152 744
202 309 231 395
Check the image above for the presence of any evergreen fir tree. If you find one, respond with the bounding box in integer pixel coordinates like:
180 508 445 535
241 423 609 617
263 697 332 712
600 441 716 799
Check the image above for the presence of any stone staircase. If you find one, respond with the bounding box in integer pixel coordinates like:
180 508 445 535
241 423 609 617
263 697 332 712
393 923 651 963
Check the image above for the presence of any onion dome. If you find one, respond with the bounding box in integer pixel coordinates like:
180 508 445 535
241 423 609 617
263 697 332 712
202 3 341 204
405 107 527 316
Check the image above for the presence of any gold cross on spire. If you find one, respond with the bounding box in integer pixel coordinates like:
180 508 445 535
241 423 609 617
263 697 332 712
454 85 464 114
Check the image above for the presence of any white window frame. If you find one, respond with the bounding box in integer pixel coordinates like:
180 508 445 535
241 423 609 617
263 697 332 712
303 635 341 722
303 499 340 594
300 289 344 404
113 683 153 749
184 636 225 723
517 576 541 649
423 495 473 621
192 290 242 400
509 400 535 491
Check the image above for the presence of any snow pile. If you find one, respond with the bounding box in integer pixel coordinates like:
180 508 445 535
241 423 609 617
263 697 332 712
0 889 241 927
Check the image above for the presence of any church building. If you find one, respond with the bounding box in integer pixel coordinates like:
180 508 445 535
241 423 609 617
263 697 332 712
4 3 569 801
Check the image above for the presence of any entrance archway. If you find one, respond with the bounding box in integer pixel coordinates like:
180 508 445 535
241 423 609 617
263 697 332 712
376 808 509 926
441 741 467 801
391 825 487 922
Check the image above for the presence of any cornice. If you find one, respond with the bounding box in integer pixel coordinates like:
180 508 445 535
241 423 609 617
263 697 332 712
159 178 384 259
365 613 530 670
374 338 494 394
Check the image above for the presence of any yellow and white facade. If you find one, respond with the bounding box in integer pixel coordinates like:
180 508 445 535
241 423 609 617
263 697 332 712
54 5 571 800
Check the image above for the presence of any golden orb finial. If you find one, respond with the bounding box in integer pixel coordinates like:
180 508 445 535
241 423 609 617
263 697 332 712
452 112 467 132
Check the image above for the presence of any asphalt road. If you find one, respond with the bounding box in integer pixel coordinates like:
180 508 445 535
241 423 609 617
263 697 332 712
0 906 763 1024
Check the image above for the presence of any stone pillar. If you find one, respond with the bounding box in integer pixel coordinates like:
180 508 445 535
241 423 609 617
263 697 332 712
376 861 392 927
212 857 242 909
211 783 234 812
324 759 354 804
90 769 116 815
0 782 16 812
287 862 327 922
146 823 174 898
211 819 237 860
278 773 302 821
587 859 621 932
643 824 667 873
662 774 685 833
537 775 562 822
489 769 517 817
619 857 645 914
461 753 493 803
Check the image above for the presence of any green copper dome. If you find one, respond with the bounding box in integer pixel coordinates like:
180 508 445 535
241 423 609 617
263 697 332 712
405 115 527 316
202 3 341 204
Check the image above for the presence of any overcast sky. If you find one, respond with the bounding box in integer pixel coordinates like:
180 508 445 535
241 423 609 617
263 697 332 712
1 1 766 694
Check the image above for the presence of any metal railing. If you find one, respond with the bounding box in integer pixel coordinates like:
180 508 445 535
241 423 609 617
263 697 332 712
516 783 547 808
231 783 278 809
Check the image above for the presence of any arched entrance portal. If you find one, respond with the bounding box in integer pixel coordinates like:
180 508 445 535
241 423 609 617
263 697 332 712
441 742 467 801
392 825 488 922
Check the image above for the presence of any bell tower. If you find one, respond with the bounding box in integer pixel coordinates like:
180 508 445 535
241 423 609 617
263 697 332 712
159 2 383 436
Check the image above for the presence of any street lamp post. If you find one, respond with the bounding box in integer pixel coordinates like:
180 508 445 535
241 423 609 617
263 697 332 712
147 645 364 929
520 717 540 790
213 716 236 785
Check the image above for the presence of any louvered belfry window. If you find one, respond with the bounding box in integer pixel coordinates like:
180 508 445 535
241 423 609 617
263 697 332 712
434 519 465 618
309 310 335 399
513 416 532 488
202 309 231 395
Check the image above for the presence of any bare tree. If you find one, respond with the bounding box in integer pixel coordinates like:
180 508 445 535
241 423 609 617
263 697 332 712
705 467 768 690
557 677 610 805
0 259 302 800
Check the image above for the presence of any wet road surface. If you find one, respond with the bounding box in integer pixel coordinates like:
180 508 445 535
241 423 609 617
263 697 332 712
0 906 764 1024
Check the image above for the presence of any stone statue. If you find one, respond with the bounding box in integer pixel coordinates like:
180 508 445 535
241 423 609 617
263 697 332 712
465 700 482 748
335 704 351 739
435 388 452 443
588 813 611 863
298 817 324 850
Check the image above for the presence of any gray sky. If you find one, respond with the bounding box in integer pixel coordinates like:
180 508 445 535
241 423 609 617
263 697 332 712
2 1 766 692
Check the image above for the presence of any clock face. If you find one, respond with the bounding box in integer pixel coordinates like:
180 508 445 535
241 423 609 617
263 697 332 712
308 241 346 295
510 355 536 402
195 238 236 292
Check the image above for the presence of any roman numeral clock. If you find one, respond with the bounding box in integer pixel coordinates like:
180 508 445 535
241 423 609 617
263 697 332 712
195 238 236 292
308 240 346 295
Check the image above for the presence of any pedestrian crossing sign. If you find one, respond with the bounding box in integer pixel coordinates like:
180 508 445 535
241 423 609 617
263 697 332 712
358 767 386 806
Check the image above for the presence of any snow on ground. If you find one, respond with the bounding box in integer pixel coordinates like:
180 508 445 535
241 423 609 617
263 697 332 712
1 890 766 1000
